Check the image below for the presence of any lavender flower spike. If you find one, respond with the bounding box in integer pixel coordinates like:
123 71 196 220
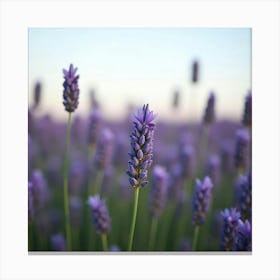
62 64 80 113
87 107 101 147
127 104 156 188
203 92 215 125
88 195 111 235
235 219 252 251
242 90 252 127
220 208 241 251
33 81 42 110
150 165 169 218
192 176 213 226
234 128 250 171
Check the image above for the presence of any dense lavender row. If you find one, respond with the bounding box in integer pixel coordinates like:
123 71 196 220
28 64 252 252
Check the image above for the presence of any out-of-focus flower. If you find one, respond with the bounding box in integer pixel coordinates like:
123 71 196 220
150 165 169 218
172 89 180 109
235 219 252 251
191 60 199 83
87 107 102 147
127 104 156 188
62 64 80 113
88 195 111 235
180 144 196 180
28 181 34 223
192 176 213 225
234 128 250 171
203 92 215 125
33 81 42 110
205 155 221 186
242 91 252 127
51 233 66 251
69 160 86 195
94 128 114 171
110 245 120 251
220 208 241 251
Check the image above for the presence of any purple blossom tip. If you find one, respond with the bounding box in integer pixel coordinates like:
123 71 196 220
203 92 215 124
242 91 252 127
235 220 252 251
62 63 80 113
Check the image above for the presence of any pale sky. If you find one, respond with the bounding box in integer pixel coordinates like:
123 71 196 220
28 28 251 122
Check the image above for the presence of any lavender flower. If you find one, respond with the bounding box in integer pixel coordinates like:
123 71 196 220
192 176 213 225
51 233 66 251
33 81 42 110
191 60 199 83
28 181 34 223
220 208 241 251
150 165 169 218
220 141 234 174
62 64 80 113
127 104 156 188
87 107 101 147
235 220 252 251
236 173 252 221
234 128 250 171
88 195 111 235
203 92 215 125
69 160 86 195
172 90 180 109
205 155 221 186
94 128 114 170
242 91 252 127
180 144 196 180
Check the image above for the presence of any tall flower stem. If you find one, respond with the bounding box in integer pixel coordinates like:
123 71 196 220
148 216 158 251
128 187 140 251
192 225 200 251
101 234 108 251
63 112 72 250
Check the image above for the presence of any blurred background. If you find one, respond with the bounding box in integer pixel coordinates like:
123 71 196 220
29 28 251 122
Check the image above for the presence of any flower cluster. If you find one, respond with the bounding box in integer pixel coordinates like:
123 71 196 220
127 104 156 188
192 176 213 225
150 165 169 218
62 64 80 113
88 195 111 235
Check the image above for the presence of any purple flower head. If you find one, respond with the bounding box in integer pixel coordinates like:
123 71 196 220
150 165 169 218
236 173 252 221
242 91 252 127
28 181 34 223
205 155 221 186
87 107 102 146
203 92 215 125
191 60 199 83
127 104 156 188
51 233 66 251
220 208 241 251
94 128 114 170
33 81 42 110
180 144 196 180
192 176 213 226
88 195 111 235
62 64 80 113
235 219 252 251
234 128 250 171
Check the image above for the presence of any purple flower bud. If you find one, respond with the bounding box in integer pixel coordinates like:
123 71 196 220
62 64 80 113
51 233 66 251
150 165 169 218
94 128 114 170
127 104 156 188
88 195 111 235
242 91 252 127
191 60 199 83
205 155 221 186
220 208 241 251
235 220 252 251
192 176 213 226
234 129 250 170
87 108 101 146
236 173 251 221
33 81 42 110
203 92 215 125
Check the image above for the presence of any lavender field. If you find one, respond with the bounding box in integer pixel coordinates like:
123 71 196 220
28 60 252 252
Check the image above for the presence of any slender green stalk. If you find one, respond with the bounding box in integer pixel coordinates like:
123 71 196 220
128 187 140 251
148 216 158 251
63 112 72 251
192 225 200 251
101 234 108 251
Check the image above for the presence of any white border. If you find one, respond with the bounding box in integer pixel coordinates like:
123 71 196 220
0 0 279 279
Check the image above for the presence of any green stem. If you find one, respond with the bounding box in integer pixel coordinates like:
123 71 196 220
63 112 72 251
148 216 158 251
101 234 108 251
192 225 200 251
128 187 140 251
